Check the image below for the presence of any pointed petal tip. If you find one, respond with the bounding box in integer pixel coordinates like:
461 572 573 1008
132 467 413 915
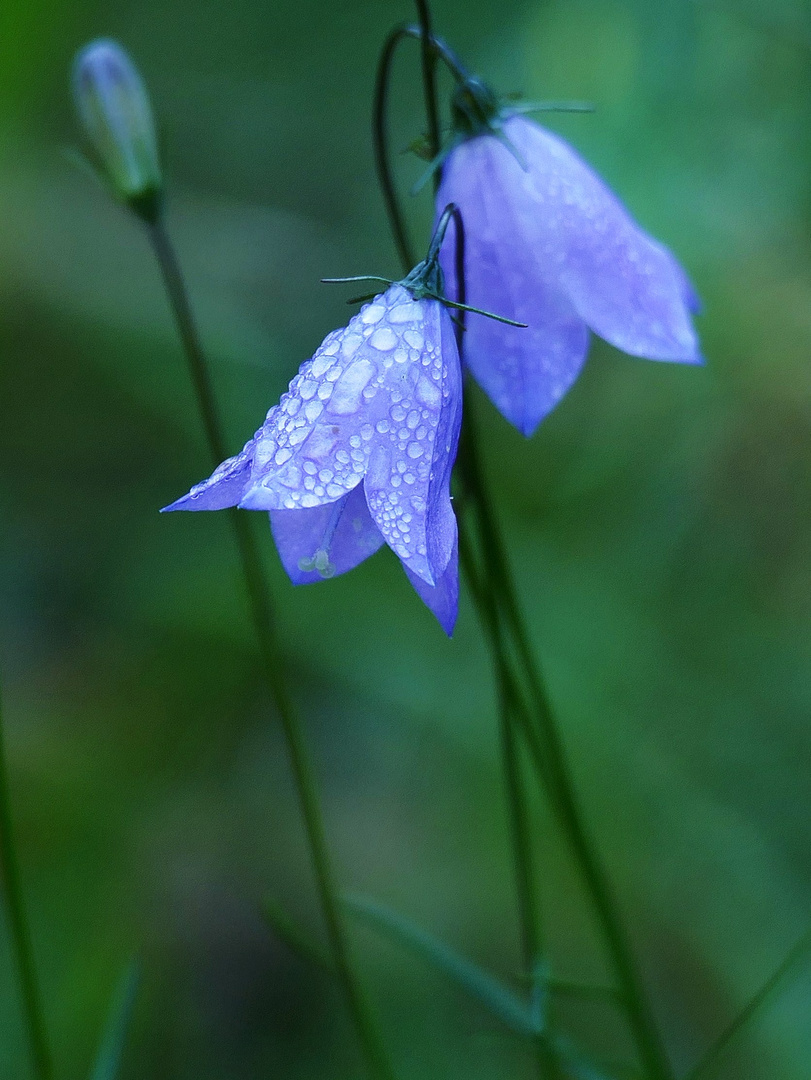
404 537 459 635
655 342 705 366
160 494 191 513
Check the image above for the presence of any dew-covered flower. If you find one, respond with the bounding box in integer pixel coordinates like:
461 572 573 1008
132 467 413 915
72 39 162 220
436 79 702 436
164 283 462 634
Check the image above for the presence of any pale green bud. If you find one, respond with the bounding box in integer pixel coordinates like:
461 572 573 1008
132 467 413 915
72 39 162 220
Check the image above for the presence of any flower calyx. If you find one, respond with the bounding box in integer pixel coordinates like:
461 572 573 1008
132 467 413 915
323 205 527 330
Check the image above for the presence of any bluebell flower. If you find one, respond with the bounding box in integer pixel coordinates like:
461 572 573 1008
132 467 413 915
164 282 462 635
436 79 702 436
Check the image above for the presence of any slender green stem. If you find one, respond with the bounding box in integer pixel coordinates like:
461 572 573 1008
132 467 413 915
413 0 442 164
457 526 559 1080
146 219 395 1080
0 682 53 1080
379 5 673 1072
446 214 552 1080
374 8 672 1075
499 711 543 979
374 25 418 270
499 705 560 1079
457 402 674 1080
378 12 555 1071
407 4 551 1012
373 20 470 271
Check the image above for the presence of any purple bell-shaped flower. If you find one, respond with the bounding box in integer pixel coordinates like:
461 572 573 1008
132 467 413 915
164 269 462 634
436 78 702 436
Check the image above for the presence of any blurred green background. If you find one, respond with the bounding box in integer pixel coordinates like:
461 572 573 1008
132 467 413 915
2 0 811 1076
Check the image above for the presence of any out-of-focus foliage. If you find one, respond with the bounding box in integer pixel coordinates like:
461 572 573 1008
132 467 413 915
1 0 810 1077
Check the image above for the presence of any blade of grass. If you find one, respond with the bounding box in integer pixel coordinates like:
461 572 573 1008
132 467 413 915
685 926 811 1080
261 897 334 975
345 895 539 1036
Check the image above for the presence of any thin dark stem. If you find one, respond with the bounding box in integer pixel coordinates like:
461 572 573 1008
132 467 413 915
0 682 53 1080
456 405 674 1080
146 219 395 1080
372 21 470 271
374 25 418 270
499 714 543 978
499 711 554 1080
457 525 559 1080
383 14 554 1067
413 0 441 163
374 12 672 1075
447 201 552 1079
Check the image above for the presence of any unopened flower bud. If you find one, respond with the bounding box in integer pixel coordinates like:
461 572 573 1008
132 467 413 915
72 39 162 220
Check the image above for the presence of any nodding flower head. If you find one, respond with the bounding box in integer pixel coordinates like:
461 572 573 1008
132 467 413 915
72 39 162 221
436 77 702 437
163 282 463 635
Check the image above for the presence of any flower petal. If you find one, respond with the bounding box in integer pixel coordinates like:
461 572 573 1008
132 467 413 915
499 116 701 362
161 440 255 512
404 533 459 636
362 300 462 585
436 161 589 435
270 483 384 584
236 287 454 526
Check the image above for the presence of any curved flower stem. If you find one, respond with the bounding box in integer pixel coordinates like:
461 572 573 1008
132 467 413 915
374 24 418 270
413 0 442 172
0 680 53 1080
145 218 395 1080
373 20 470 272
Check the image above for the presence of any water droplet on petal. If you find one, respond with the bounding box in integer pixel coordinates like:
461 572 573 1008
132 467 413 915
341 333 363 359
361 303 385 325
416 375 440 407
388 301 423 324
329 359 376 415
311 353 335 378
370 327 397 351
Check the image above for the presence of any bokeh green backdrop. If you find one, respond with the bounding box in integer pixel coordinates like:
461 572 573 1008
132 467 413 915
1 0 810 1076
